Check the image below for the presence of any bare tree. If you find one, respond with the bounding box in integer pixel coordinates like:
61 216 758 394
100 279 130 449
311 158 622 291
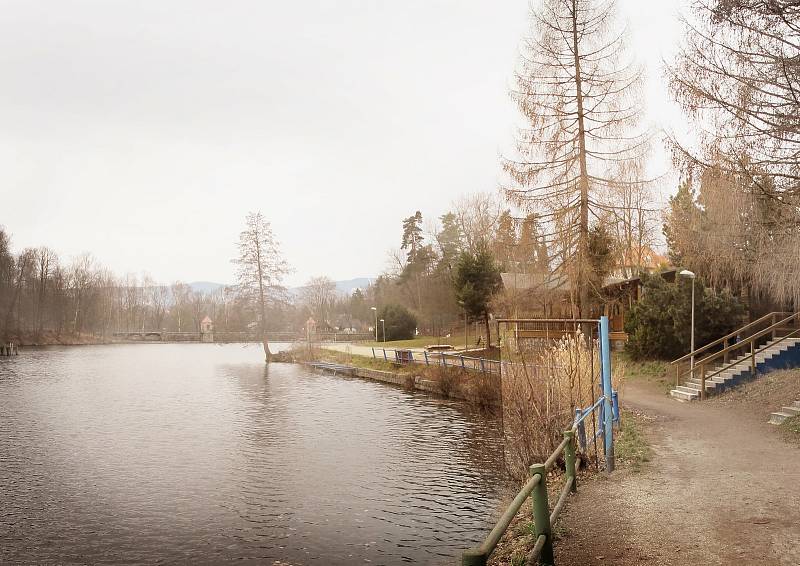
668 0 800 305
503 0 651 317
68 254 100 335
301 276 338 325
452 192 503 253
233 212 290 362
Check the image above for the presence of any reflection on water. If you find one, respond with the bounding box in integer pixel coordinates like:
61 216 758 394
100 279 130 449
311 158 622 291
0 344 505 565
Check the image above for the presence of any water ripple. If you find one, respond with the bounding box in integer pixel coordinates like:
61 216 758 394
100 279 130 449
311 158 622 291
0 344 506 565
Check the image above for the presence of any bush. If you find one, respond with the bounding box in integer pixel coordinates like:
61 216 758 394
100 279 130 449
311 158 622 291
624 273 745 360
377 304 417 341
502 331 619 480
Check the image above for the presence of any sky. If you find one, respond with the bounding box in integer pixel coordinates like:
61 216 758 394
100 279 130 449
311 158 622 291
1 0 687 287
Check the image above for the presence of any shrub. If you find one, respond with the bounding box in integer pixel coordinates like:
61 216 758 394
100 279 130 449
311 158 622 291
624 273 745 360
377 304 417 341
502 331 618 480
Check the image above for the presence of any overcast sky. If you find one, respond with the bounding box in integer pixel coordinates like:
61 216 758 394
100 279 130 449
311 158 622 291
1 0 686 287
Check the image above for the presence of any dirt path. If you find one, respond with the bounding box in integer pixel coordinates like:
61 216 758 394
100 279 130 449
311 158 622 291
553 379 800 566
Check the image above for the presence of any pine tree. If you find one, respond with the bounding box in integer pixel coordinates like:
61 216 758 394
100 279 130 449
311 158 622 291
504 0 650 317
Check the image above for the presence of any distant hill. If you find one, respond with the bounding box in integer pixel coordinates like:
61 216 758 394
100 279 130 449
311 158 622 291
188 278 373 297
188 281 227 294
333 277 373 295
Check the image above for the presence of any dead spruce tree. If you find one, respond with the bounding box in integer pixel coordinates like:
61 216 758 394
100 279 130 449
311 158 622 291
668 0 800 305
504 0 652 316
233 212 290 363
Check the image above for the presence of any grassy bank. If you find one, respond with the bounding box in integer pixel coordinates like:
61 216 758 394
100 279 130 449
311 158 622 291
783 415 800 436
615 353 671 394
615 410 652 472
361 333 470 349
4 330 111 347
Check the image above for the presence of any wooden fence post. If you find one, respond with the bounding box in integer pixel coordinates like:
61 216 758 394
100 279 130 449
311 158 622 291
564 430 577 493
530 463 554 564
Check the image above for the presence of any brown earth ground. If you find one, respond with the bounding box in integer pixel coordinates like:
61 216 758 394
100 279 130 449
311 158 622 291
552 369 800 566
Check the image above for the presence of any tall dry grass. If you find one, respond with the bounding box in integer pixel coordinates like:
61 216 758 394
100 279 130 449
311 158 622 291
501 331 622 480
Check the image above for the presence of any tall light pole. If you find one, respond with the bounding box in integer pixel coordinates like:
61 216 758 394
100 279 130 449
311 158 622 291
371 306 378 341
380 319 385 342
679 270 696 378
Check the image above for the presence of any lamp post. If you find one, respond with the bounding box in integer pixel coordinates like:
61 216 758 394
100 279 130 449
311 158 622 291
380 319 385 342
679 270 696 378
371 306 378 341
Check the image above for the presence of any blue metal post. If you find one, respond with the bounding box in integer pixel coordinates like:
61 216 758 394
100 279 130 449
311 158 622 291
600 316 615 471
383 349 388 361
612 390 620 424
461 356 465 369
424 351 429 365
372 347 375 359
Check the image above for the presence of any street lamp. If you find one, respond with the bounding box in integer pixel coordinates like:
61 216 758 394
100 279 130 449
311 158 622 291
371 307 378 341
679 270 696 380
380 319 385 342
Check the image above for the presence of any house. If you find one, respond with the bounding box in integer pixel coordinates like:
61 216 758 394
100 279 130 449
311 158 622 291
497 268 677 348
200 316 214 342
200 316 213 333
609 246 669 280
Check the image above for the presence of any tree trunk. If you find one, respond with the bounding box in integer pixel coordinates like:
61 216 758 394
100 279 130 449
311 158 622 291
484 311 491 348
571 0 591 321
255 237 271 363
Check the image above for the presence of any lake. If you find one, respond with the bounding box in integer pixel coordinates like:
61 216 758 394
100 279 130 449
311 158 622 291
0 343 506 565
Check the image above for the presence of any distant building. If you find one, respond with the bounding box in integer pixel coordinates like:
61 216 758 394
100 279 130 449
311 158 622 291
200 316 214 342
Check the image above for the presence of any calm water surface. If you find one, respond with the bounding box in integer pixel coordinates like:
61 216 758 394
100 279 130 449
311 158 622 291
0 344 505 565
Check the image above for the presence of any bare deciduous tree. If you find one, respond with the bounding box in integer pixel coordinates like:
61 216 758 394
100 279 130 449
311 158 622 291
668 0 800 305
301 276 338 325
233 212 290 362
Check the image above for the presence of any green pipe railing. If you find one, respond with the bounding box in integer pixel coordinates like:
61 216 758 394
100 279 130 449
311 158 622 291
462 395 607 566
462 316 616 565
462 427 580 566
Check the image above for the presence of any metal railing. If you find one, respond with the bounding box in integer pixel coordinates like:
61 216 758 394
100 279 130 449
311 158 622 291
670 311 790 388
462 316 618 565
462 394 619 566
370 347 503 374
671 311 800 398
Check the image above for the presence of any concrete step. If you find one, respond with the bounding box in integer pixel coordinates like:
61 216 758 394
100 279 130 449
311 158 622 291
769 411 795 425
670 388 699 402
780 405 800 416
686 379 719 390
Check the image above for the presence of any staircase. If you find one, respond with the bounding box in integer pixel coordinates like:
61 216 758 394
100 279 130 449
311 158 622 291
669 312 800 402
770 400 800 425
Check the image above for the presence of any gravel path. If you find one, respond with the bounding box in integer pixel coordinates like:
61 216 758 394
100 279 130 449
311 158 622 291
554 378 800 565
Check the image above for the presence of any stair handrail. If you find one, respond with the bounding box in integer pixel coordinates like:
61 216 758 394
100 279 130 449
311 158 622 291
670 311 785 367
692 311 800 398
671 311 790 387
695 311 799 368
703 325 800 383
